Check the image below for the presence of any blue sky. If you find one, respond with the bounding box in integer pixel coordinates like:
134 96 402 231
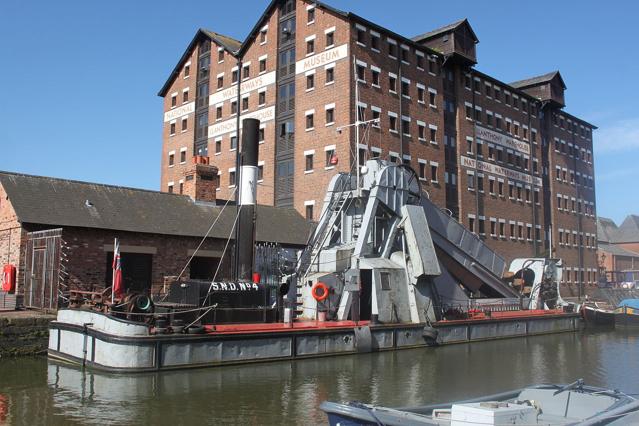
1 0 637 224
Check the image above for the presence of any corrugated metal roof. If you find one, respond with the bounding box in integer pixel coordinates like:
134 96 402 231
0 171 310 246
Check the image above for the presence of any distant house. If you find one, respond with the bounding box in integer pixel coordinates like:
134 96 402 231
0 165 310 310
597 216 639 283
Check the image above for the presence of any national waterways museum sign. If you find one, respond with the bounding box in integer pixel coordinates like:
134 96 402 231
207 106 275 139
475 124 530 155
208 71 276 106
461 155 542 187
163 101 195 122
295 44 348 74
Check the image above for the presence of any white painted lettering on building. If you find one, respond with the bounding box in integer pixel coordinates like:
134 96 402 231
209 71 276 106
295 44 348 74
474 124 530 155
163 102 195 122
208 106 275 139
461 155 542 186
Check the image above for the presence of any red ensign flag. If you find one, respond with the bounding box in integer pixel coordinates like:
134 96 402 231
112 239 123 297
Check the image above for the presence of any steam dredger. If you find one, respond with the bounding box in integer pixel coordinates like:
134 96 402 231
48 118 580 373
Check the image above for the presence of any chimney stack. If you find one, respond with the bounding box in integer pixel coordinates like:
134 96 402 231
182 157 219 202
236 118 260 282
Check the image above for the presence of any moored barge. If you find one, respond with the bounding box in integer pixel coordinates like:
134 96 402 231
49 118 581 373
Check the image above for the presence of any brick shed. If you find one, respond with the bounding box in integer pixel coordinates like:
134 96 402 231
0 171 311 310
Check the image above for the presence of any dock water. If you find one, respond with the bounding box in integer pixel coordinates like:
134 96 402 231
1 329 638 424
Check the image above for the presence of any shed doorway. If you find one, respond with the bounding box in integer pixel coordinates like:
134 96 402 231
105 252 153 295
23 228 64 310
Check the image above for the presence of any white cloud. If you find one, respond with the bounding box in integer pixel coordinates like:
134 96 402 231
595 118 639 153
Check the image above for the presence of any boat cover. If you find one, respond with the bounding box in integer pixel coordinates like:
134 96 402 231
617 299 639 309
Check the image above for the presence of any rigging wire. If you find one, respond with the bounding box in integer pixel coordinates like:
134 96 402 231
200 203 243 307
158 187 237 302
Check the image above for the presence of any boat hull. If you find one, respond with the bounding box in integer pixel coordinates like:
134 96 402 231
320 384 639 426
48 309 581 373
582 305 616 326
615 307 639 327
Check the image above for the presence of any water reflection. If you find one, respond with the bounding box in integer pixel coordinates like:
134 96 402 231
2 329 639 425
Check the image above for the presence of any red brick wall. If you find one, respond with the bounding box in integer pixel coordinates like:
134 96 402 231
617 243 639 255
454 67 546 266
293 1 353 215
208 11 280 205
62 227 228 294
0 183 26 290
161 47 198 193
547 109 597 286
347 21 446 208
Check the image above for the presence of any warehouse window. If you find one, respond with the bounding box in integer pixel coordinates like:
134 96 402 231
305 153 314 171
430 162 439 183
325 106 335 125
305 112 314 130
371 68 380 86
389 74 397 93
306 73 315 90
325 148 336 167
371 32 380 51
325 66 334 84
307 6 315 24
356 26 366 45
325 30 334 48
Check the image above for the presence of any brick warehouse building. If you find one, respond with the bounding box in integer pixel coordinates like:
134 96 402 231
158 0 598 290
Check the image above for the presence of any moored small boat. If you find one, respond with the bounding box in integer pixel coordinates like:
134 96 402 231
582 303 615 327
320 380 639 425
615 299 639 327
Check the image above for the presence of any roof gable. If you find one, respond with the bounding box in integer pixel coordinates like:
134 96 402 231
597 217 619 243
616 215 639 243
158 29 241 97
412 19 478 44
510 71 566 90
237 0 348 56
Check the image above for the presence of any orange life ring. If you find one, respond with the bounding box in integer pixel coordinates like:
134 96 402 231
311 282 329 302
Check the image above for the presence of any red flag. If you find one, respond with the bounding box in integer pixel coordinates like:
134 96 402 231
112 239 124 297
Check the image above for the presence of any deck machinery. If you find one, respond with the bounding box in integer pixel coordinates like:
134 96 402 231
294 159 566 326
